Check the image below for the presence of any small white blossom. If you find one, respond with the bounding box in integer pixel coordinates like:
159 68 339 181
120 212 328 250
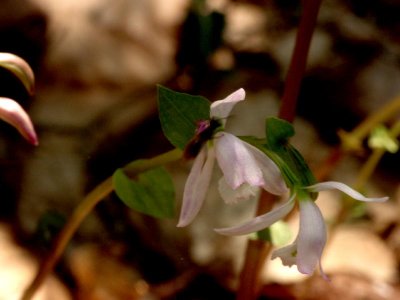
215 181 388 277
178 89 288 227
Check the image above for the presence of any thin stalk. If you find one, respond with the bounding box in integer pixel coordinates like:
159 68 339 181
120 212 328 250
279 0 322 123
318 94 400 182
354 122 400 190
236 192 275 299
334 121 400 228
236 240 272 299
236 1 322 299
344 96 400 149
21 148 182 300
21 177 114 300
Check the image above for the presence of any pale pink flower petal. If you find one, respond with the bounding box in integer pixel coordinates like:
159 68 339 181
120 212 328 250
242 141 288 195
210 88 245 124
306 181 388 202
271 240 297 267
214 194 295 235
178 146 215 227
296 200 327 277
0 53 35 95
218 177 260 204
0 97 38 145
214 132 265 189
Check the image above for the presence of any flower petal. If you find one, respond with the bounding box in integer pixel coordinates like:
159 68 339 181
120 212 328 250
271 240 298 267
214 194 295 235
178 145 215 227
306 181 388 202
242 141 288 195
296 200 327 276
210 88 245 123
215 132 264 189
218 177 260 204
0 97 38 145
0 53 35 95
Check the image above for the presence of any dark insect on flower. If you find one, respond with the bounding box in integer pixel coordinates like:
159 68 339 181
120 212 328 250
183 118 222 159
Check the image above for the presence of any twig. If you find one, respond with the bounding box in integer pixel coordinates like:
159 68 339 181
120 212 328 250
21 148 182 300
236 1 322 299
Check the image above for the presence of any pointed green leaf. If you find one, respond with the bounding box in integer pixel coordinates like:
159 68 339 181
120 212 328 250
157 85 211 149
113 167 175 218
265 117 294 151
265 117 316 190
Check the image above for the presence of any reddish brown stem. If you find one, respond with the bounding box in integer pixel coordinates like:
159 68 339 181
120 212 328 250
314 147 343 181
236 192 275 299
237 239 272 299
279 0 322 123
236 1 322 299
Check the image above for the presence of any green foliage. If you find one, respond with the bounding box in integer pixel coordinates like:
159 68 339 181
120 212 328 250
256 221 292 246
368 124 399 153
113 167 175 219
265 117 317 191
265 117 295 151
242 117 317 195
157 85 211 149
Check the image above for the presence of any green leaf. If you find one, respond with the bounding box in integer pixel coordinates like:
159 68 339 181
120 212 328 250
254 221 292 246
265 117 316 190
157 85 211 149
368 125 399 153
265 117 295 151
113 167 175 218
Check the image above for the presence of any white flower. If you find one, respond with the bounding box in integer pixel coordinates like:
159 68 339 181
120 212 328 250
177 89 288 227
271 199 328 279
215 181 388 277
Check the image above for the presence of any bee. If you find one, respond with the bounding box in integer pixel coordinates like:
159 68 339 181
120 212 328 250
183 118 222 159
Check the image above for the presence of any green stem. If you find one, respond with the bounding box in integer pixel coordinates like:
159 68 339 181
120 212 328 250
333 121 400 228
355 120 400 190
318 95 400 183
339 95 400 151
237 1 322 299
21 148 182 300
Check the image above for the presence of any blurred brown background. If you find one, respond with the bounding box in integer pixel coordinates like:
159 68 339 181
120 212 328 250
0 0 399 299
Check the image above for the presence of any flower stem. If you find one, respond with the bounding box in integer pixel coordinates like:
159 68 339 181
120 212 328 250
236 1 322 299
236 192 275 299
237 240 272 299
279 0 322 123
21 148 182 300
21 177 114 300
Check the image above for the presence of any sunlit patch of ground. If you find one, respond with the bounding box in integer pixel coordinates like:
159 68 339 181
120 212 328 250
30 0 189 87
0 223 70 300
